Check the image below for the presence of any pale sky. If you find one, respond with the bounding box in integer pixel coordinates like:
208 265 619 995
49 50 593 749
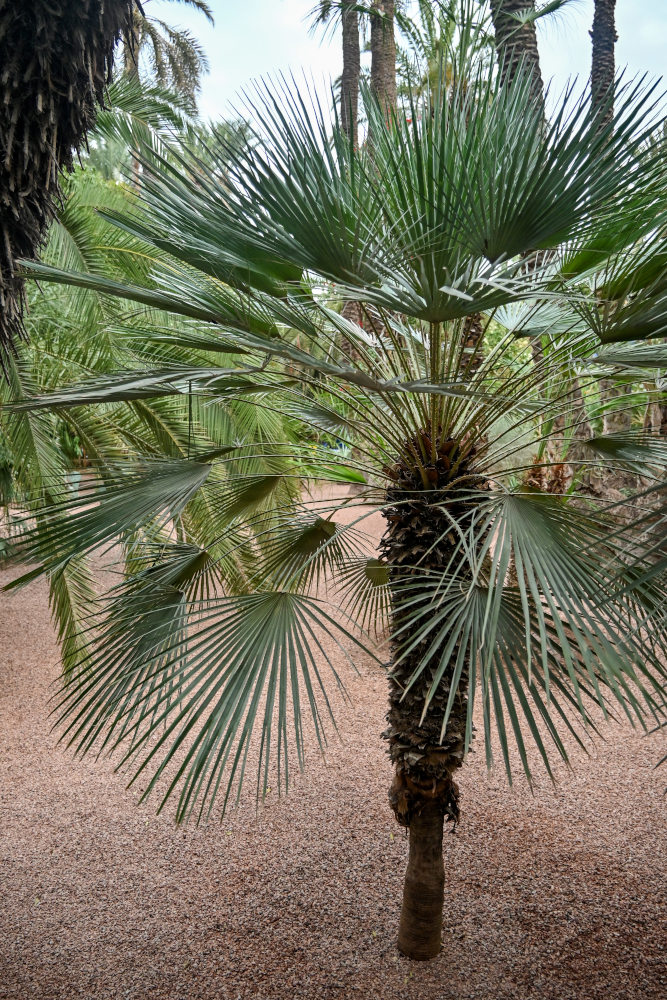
147 0 667 121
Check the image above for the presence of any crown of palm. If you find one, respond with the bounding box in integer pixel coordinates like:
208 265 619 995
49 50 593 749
13 67 667 821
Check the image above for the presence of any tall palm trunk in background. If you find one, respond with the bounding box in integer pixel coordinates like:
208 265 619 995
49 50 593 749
124 6 144 189
344 1 398 342
591 0 633 445
489 0 544 109
339 2 364 349
490 0 594 490
340 2 361 147
370 1 397 119
591 0 617 125
0 0 135 360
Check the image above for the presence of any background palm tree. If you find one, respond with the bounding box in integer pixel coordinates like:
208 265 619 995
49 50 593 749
591 0 617 125
396 0 473 101
370 0 398 117
489 0 543 106
312 1 362 146
123 0 214 109
488 0 613 494
13 51 667 962
589 0 633 450
0 0 136 359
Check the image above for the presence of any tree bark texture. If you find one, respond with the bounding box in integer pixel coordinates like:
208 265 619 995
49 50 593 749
339 299 365 362
644 397 667 436
590 0 620 425
489 0 544 110
0 0 135 358
397 801 445 960
340 1 361 148
590 2 637 489
370 1 397 121
461 312 485 373
381 432 481 959
489 4 601 493
591 0 617 129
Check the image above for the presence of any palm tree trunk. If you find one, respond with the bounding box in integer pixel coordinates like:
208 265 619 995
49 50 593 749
370 1 397 121
591 2 635 484
397 801 446 959
591 0 617 127
124 10 144 190
338 3 362 359
382 433 474 960
340 2 361 148
489 0 544 110
462 312 485 372
590 0 628 432
490 2 598 492
644 395 667 436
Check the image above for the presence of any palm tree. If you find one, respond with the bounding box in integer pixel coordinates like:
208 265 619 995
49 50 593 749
0 0 136 359
123 0 214 108
488 0 605 491
14 66 667 962
589 0 633 449
396 1 466 101
84 72 194 181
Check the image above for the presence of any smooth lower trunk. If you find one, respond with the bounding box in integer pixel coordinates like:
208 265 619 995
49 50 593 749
397 802 445 960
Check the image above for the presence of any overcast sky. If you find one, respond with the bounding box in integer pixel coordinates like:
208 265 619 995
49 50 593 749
147 0 667 121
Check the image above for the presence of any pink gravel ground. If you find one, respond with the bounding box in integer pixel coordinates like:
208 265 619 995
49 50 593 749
1 541 666 1000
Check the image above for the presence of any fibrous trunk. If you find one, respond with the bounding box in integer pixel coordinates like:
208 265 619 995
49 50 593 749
340 1 360 148
0 0 134 357
370 1 397 122
461 312 484 373
590 2 636 493
382 431 477 960
589 2 628 443
591 0 617 128
489 0 544 110
644 397 667 436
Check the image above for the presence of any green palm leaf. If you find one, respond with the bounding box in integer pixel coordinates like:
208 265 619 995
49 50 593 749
52 589 372 823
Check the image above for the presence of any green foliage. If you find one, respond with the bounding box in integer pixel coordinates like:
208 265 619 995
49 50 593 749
8 58 667 818
125 0 214 108
1 106 297 673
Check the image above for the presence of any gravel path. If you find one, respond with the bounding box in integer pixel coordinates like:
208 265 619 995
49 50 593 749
1 546 666 1000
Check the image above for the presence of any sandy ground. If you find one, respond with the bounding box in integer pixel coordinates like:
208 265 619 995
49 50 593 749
1 542 666 1000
